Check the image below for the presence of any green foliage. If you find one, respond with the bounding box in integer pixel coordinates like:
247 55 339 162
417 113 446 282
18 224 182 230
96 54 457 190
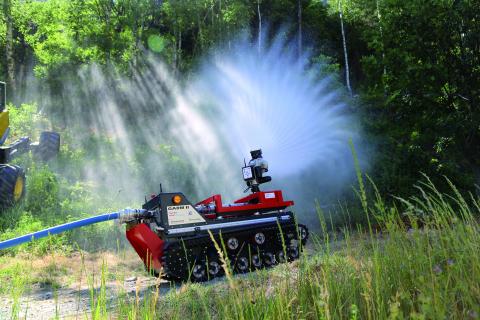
2 0 476 198
24 166 60 215
0 210 68 255
7 103 49 140
0 102 117 254
351 0 480 195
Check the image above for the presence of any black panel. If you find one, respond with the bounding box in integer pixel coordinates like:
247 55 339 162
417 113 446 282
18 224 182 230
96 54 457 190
158 192 207 230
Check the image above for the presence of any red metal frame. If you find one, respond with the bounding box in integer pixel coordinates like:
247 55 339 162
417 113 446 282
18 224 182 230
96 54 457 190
195 190 294 215
126 223 164 272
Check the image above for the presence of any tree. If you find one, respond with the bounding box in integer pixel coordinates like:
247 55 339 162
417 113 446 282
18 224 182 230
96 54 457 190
3 0 15 91
257 0 262 52
297 0 302 57
338 0 352 96
356 0 480 194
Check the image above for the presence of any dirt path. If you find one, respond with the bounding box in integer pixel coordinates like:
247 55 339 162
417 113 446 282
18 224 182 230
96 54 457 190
0 250 175 319
0 276 173 319
0 238 330 319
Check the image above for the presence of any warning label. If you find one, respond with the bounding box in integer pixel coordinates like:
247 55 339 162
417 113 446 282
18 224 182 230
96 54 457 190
167 205 206 226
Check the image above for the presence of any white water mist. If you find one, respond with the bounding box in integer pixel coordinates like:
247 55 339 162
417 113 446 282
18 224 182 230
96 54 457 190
176 35 363 214
36 33 364 222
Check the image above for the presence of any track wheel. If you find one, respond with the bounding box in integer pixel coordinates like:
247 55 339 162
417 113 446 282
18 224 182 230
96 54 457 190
252 254 262 269
207 260 223 279
36 131 60 161
235 256 250 273
254 232 266 245
227 237 239 251
298 224 309 245
276 250 287 263
288 243 300 261
0 165 26 208
191 262 207 282
263 252 277 267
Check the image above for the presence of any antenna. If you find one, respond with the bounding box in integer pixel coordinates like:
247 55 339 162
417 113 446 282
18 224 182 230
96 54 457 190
244 158 246 166
159 183 163 193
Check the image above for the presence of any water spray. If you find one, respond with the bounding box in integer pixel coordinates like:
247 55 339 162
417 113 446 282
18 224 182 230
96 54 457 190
42 32 363 213
11 32 364 262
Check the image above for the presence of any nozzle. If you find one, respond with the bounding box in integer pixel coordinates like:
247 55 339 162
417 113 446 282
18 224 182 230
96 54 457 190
250 149 262 159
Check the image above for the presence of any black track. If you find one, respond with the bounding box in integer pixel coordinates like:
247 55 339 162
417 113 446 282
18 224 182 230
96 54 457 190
160 221 309 282
36 131 60 161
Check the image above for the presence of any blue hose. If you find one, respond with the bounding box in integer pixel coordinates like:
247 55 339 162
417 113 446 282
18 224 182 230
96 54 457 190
0 208 147 250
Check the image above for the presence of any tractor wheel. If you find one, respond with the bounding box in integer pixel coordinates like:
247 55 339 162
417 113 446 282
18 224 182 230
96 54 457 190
0 165 26 208
36 131 60 161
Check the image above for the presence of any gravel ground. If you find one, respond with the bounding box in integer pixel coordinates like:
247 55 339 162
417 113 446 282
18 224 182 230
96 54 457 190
0 250 179 319
0 236 328 319
0 276 174 319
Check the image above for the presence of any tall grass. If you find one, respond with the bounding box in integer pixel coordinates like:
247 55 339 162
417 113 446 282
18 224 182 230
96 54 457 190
1 180 479 318
2 176 479 319
63 176 478 319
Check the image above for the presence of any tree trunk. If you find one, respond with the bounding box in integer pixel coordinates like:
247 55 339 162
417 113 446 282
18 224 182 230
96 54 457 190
339 1 352 96
177 29 182 71
3 0 15 91
132 21 139 68
257 0 262 52
105 9 111 65
376 0 387 91
197 11 201 51
298 0 302 57
173 27 177 70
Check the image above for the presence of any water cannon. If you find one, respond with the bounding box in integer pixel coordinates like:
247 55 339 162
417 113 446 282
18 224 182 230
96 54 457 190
242 149 272 192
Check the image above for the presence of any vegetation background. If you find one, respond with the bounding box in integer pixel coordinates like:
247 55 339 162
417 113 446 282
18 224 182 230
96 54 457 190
1 0 478 197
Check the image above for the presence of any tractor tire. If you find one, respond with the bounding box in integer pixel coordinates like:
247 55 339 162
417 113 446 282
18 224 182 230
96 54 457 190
36 131 60 161
0 165 26 208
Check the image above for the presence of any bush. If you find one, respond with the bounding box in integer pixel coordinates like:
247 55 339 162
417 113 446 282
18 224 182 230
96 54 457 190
0 212 68 255
25 165 60 218
7 103 50 140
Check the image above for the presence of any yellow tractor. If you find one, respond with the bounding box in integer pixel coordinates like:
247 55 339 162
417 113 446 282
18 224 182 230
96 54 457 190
0 81 60 208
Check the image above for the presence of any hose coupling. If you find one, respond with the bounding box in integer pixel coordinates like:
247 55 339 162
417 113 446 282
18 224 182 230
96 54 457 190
118 208 150 224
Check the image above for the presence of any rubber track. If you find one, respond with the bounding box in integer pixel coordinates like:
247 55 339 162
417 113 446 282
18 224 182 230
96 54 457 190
161 222 308 282
37 132 60 161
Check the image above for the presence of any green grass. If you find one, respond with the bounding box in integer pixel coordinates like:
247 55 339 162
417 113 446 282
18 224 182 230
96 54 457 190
3 175 478 319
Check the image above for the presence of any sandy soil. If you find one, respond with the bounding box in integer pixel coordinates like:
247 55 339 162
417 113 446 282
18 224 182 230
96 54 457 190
0 250 175 319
